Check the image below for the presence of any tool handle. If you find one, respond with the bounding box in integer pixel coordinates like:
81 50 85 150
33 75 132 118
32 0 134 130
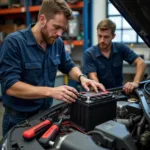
22 119 51 140
39 124 59 147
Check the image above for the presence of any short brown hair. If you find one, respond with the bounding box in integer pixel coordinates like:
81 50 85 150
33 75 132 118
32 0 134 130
97 18 116 35
38 0 74 20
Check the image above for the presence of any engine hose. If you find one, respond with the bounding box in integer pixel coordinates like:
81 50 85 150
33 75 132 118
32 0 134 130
116 115 142 128
133 115 142 123
137 116 146 137
116 119 132 128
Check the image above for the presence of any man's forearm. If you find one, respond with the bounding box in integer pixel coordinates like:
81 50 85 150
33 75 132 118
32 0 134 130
133 60 146 83
68 67 83 82
6 81 52 99
89 72 99 83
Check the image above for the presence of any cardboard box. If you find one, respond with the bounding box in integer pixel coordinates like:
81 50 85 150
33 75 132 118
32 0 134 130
14 24 26 31
0 0 9 5
0 24 26 34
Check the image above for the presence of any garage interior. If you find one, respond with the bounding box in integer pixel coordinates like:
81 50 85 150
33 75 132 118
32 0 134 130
0 0 150 149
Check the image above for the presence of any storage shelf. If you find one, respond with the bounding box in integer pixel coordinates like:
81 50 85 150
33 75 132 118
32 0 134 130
0 7 25 15
64 40 83 46
0 1 84 15
68 1 84 9
29 6 40 12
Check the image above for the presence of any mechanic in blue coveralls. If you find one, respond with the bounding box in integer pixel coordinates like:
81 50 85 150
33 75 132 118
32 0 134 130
0 0 105 137
84 18 146 94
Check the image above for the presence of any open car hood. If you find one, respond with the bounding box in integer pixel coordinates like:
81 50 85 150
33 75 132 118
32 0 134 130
109 0 150 47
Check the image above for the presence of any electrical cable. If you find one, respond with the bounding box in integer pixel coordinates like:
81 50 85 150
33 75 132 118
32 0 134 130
62 121 87 134
63 123 86 134
1 121 30 150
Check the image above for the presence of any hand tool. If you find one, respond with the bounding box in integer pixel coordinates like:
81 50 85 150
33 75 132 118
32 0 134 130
39 119 62 147
22 119 52 140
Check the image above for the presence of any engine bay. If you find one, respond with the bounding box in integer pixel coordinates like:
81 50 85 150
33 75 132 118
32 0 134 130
1 80 150 150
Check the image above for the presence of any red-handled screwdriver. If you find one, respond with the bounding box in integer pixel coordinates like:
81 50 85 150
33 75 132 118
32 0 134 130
39 119 62 147
22 119 52 140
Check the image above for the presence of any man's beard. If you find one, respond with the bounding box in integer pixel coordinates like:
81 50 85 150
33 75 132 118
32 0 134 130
41 26 58 44
99 42 112 50
47 37 57 44
41 32 57 44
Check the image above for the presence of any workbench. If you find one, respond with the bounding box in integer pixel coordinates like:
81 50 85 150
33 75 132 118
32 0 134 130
123 61 150 76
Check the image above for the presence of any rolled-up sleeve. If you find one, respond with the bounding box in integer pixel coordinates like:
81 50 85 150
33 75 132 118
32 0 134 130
120 44 138 64
0 38 21 93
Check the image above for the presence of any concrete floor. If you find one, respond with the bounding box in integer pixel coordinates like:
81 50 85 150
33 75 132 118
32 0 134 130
0 101 4 140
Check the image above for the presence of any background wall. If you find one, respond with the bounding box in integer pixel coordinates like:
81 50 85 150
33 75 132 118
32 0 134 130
92 0 106 45
132 46 150 60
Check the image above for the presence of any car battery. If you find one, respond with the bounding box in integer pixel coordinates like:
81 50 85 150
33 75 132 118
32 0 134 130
70 91 117 131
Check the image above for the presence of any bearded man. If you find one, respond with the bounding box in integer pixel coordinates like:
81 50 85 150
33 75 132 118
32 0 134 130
0 0 105 137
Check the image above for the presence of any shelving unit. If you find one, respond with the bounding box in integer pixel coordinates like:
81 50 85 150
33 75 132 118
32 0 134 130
64 40 84 46
0 0 92 49
0 7 26 14
0 2 83 14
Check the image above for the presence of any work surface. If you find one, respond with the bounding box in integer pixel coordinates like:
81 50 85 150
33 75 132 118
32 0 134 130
123 60 150 75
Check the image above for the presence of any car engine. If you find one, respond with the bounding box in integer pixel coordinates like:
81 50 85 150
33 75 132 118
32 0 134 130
1 80 150 150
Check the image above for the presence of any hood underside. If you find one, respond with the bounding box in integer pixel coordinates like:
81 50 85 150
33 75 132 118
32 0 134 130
109 0 150 47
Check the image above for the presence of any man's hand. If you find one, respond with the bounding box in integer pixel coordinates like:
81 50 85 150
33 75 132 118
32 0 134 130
123 82 139 94
50 85 78 103
80 76 106 92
